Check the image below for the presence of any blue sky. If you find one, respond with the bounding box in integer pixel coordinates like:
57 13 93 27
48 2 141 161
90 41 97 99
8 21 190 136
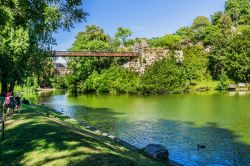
53 0 226 51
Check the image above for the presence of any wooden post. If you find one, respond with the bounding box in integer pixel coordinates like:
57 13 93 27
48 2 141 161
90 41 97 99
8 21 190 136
0 102 4 161
1 104 4 141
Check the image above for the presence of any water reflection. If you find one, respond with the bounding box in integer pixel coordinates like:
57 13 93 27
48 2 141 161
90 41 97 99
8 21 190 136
37 91 250 166
118 120 250 166
47 104 124 132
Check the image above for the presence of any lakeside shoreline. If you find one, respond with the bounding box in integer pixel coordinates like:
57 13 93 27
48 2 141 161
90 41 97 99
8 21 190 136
33 80 249 96
41 104 183 166
0 103 174 166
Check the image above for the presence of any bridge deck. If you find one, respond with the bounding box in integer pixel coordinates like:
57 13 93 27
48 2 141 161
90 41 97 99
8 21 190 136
53 51 139 57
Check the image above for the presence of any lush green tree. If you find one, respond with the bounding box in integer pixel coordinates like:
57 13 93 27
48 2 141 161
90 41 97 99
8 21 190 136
211 11 223 25
0 26 29 92
219 14 233 30
114 27 132 47
0 6 9 29
37 60 55 88
175 26 192 39
207 14 234 80
207 0 250 82
225 0 250 25
208 14 249 82
216 71 230 90
161 35 181 49
149 34 181 49
203 25 221 45
224 27 250 82
0 0 87 95
238 25 250 32
183 46 209 83
140 57 187 94
148 37 161 47
191 16 211 41
203 14 233 46
66 25 114 92
71 25 111 50
51 76 67 89
192 16 211 29
80 65 139 94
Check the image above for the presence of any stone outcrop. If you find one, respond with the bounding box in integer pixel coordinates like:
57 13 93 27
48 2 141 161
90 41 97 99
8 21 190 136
180 39 193 48
123 40 170 74
123 39 211 74
143 144 169 160
205 45 213 53
174 50 184 64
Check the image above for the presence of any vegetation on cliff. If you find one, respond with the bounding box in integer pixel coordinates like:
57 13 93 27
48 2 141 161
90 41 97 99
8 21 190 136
56 0 249 94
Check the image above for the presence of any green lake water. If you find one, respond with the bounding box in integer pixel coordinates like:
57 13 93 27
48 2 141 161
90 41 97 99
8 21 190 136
35 90 250 166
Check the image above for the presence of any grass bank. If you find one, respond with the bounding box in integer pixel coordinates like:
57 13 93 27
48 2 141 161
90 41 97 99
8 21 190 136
0 104 169 166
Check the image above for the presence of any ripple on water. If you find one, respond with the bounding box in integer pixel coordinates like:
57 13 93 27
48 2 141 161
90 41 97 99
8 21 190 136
46 103 250 166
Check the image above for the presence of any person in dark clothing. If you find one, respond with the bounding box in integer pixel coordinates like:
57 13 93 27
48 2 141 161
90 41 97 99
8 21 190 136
22 98 30 105
15 93 21 113
9 94 15 113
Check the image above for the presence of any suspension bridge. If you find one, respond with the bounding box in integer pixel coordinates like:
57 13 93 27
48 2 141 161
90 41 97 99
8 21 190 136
52 51 140 57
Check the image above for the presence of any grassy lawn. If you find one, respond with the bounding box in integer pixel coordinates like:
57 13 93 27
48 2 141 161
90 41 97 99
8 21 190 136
0 104 169 166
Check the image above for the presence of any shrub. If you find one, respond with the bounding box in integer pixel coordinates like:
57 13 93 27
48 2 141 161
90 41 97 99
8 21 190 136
81 65 139 94
140 57 187 94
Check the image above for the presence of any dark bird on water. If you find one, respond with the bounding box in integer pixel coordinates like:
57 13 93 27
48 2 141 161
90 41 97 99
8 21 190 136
197 144 205 150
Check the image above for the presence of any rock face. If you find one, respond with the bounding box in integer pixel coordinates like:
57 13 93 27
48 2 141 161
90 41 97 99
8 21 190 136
143 144 169 161
205 45 213 53
123 40 170 74
180 39 193 47
124 39 208 74
174 50 184 64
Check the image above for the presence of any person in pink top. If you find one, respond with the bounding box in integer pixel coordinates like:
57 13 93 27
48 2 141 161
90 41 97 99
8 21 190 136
3 92 14 115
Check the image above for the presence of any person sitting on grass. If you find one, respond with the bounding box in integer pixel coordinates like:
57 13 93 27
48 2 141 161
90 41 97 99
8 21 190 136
15 93 21 113
22 98 30 105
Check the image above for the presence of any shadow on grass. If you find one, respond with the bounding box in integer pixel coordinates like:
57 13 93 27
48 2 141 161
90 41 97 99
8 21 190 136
67 153 135 166
0 105 164 166
37 152 136 166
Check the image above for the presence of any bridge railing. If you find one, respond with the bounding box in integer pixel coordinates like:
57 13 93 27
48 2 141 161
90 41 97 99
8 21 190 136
52 51 140 57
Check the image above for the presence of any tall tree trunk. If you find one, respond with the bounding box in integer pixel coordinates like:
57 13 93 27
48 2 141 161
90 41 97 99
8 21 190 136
1 79 8 97
9 81 15 93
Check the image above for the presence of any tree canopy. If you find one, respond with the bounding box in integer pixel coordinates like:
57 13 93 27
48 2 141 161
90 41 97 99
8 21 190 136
225 0 250 25
0 0 87 95
66 25 114 91
148 35 181 49
114 27 132 46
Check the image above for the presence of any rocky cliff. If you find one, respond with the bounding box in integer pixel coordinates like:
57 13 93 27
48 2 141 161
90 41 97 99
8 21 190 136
122 39 211 74
122 40 184 74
